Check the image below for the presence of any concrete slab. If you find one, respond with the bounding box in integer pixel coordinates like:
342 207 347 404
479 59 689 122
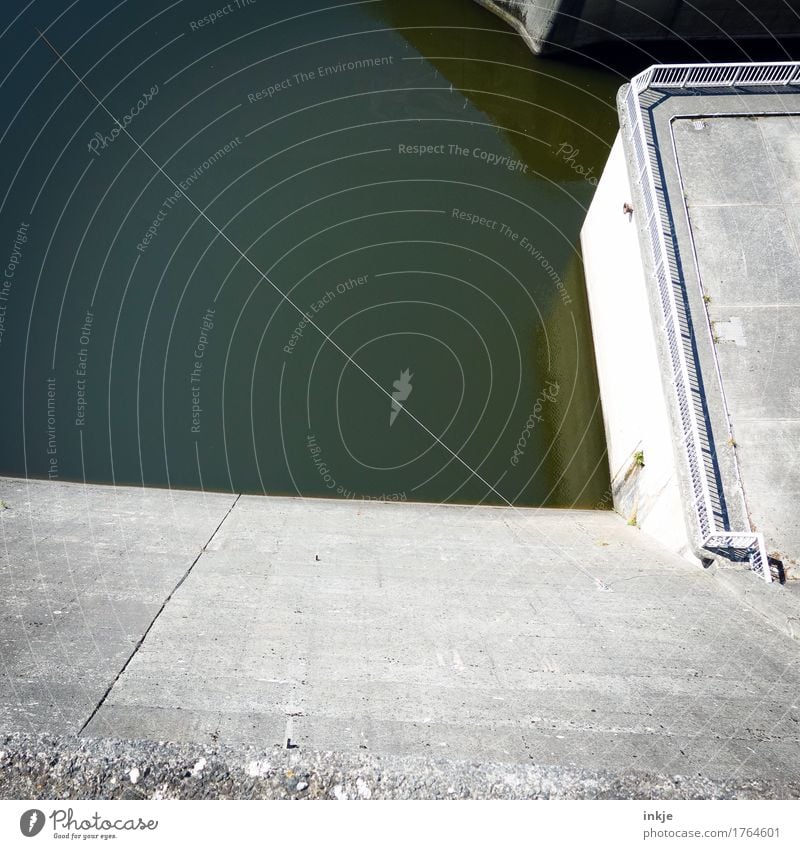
74 492 800 781
671 113 800 574
681 206 800 306
0 477 236 734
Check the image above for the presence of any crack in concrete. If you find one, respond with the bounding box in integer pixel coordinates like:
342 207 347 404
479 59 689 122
77 493 241 736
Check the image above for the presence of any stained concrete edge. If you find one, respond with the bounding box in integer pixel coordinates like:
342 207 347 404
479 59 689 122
2 733 798 801
472 0 548 54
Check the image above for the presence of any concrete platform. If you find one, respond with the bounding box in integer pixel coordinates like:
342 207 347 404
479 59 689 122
671 113 800 576
586 70 800 584
619 85 800 578
3 477 798 784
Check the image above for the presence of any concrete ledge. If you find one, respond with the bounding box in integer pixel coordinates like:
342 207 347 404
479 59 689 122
1 733 798 801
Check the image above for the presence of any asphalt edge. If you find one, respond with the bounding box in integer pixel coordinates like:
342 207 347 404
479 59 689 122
1 733 798 801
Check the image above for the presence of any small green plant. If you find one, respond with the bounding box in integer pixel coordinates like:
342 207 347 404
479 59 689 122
727 436 737 448
633 450 645 468
0 500 8 510
703 293 712 304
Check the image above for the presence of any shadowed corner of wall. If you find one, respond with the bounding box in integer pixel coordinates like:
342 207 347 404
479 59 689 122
526 251 611 510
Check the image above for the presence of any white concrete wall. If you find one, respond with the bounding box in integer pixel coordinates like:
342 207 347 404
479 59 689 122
581 134 698 565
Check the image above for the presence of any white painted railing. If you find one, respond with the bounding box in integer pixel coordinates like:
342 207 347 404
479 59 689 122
622 63 787 582
643 62 800 90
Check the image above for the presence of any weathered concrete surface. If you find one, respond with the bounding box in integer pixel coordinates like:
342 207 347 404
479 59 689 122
474 0 800 55
0 477 236 734
712 565 800 642
2 732 798 800
60 490 799 782
3 478 800 791
671 114 800 579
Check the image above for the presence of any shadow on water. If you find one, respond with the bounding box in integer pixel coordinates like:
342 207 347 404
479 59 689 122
572 36 800 78
364 0 616 507
368 0 622 180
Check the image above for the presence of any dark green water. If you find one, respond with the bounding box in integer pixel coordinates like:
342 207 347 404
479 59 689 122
0 0 621 506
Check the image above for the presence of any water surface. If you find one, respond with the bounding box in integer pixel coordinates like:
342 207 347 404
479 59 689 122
0 0 621 506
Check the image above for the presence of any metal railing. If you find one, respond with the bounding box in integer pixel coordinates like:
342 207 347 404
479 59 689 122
622 63 790 582
643 62 800 90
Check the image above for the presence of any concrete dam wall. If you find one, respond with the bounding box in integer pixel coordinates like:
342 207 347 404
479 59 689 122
474 0 800 54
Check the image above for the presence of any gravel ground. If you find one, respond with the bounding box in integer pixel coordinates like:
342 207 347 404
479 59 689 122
1 733 798 800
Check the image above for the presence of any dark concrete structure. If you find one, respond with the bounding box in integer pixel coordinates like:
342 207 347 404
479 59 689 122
475 0 800 55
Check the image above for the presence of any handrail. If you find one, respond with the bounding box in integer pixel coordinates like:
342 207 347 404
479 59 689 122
633 62 800 92
622 63 786 582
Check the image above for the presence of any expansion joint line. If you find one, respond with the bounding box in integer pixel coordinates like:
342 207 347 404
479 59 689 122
78 493 242 735
37 30 606 592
